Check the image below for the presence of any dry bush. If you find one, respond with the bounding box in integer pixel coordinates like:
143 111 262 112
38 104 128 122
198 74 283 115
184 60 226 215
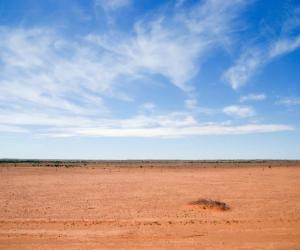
189 199 230 211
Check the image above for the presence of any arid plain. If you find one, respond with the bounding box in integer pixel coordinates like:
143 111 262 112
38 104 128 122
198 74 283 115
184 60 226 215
0 161 300 249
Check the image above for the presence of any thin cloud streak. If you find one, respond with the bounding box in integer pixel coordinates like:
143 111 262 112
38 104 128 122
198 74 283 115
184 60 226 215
223 105 255 118
95 0 131 11
0 1 297 140
87 0 249 91
45 124 294 138
277 97 300 106
240 93 266 102
0 110 293 137
224 7 300 90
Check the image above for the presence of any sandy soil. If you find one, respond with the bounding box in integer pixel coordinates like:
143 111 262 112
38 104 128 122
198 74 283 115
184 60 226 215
0 163 300 249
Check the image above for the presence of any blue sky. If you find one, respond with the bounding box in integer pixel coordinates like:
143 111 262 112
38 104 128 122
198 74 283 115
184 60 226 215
0 0 299 159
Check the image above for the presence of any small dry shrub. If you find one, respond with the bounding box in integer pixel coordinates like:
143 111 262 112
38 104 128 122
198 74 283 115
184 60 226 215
189 199 230 211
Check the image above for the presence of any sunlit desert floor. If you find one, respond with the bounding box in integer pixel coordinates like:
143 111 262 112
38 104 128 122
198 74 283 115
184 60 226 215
0 162 300 249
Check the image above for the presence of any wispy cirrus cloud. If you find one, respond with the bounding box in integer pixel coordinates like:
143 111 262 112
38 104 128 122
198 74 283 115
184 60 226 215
47 124 293 138
139 102 156 113
277 97 300 106
269 36 300 58
223 105 255 118
88 0 249 91
94 0 132 25
0 28 110 117
224 35 300 90
240 93 266 102
95 0 131 11
185 98 198 110
0 109 293 137
0 0 295 138
0 124 28 133
224 6 300 90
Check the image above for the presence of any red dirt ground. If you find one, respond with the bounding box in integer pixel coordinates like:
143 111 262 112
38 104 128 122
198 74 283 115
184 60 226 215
0 163 299 249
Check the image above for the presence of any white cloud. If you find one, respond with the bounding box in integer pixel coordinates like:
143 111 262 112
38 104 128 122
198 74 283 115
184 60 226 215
0 0 252 139
0 108 292 137
177 0 248 38
0 1 295 139
44 124 294 138
175 0 186 8
184 98 216 114
88 0 249 91
0 0 249 120
277 97 300 106
0 125 28 133
185 98 198 109
0 28 116 118
223 48 263 90
139 102 156 112
224 36 300 89
240 93 266 102
224 7 300 89
223 105 255 118
269 36 300 58
95 0 131 11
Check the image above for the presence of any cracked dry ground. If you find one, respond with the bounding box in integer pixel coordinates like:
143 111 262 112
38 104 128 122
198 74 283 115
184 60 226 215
0 165 300 249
